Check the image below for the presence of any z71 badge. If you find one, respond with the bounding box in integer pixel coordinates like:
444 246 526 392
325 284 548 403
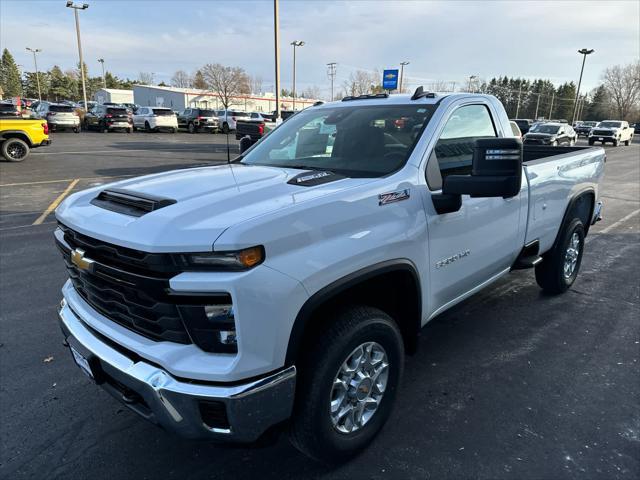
379 189 410 206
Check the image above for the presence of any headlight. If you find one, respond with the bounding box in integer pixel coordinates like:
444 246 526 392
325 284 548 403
179 246 265 270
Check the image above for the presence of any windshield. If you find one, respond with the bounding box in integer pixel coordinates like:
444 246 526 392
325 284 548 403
231 111 249 117
529 124 560 134
50 105 74 113
106 108 127 115
0 104 16 111
583 121 598 127
599 121 622 128
153 108 174 116
199 110 216 117
241 104 436 177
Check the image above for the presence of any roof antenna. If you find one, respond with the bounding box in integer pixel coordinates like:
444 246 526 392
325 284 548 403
411 86 424 100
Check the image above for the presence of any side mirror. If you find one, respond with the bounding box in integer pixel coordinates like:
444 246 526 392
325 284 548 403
433 138 523 214
239 135 253 154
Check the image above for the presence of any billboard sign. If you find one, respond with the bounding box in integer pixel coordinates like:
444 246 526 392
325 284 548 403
382 69 399 90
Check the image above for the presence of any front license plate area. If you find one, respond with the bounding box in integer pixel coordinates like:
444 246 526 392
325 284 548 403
70 346 94 379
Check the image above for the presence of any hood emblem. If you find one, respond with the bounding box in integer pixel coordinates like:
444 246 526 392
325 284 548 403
71 248 95 272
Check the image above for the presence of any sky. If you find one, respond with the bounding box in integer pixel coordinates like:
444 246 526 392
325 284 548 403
1 0 638 99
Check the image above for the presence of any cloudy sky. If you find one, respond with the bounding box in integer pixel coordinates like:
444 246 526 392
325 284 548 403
1 0 638 98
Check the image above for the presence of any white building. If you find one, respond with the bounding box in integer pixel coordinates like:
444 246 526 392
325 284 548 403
93 88 134 104
133 85 318 113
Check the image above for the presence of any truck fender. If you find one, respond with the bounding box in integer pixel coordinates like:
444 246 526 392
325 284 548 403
0 130 33 146
553 189 596 245
284 259 422 366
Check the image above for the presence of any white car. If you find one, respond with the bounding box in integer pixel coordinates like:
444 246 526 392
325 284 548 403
55 92 605 461
217 109 250 133
133 107 178 133
589 120 634 146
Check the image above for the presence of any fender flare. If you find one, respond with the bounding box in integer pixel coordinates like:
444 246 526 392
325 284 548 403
0 130 33 146
284 259 422 366
552 188 596 248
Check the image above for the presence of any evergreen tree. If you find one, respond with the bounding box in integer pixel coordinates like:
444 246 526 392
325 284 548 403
192 70 206 90
0 48 22 97
49 65 76 100
583 85 611 121
22 71 49 99
554 82 577 121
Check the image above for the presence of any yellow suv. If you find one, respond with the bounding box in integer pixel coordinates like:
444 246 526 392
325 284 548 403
0 117 51 162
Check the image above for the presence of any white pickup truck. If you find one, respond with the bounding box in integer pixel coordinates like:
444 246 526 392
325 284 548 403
55 90 605 462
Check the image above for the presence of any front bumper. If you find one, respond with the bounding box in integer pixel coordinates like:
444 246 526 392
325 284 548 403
58 299 296 442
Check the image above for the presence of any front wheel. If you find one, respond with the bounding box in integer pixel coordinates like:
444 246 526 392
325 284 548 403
624 138 630 146
535 218 585 294
613 138 619 147
188 122 196 134
222 122 230 134
1 138 30 162
588 139 594 146
73 127 80 134
289 306 404 463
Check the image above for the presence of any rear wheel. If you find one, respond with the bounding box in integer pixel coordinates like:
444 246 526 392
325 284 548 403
188 122 196 134
73 127 80 134
145 121 152 132
613 138 619 147
1 138 30 162
624 138 630 146
535 218 585 294
289 306 404 463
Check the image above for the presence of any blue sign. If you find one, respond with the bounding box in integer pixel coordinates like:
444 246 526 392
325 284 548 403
382 69 399 90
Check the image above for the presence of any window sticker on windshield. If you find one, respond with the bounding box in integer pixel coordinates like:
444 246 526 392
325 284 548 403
417 108 427 113
319 123 336 135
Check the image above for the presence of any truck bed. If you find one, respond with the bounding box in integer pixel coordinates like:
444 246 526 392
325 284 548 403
523 145 606 253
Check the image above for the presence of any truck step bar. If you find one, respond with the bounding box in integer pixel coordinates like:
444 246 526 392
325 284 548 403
512 240 543 270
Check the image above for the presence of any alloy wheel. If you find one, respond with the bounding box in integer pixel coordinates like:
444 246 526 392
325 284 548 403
564 232 581 279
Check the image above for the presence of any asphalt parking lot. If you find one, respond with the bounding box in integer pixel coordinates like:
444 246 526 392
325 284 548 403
1 131 638 479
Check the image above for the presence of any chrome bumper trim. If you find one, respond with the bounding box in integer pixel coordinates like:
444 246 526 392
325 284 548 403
58 299 296 442
591 200 603 225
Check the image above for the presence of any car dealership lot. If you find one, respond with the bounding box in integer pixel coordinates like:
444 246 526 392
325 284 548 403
1 133 638 479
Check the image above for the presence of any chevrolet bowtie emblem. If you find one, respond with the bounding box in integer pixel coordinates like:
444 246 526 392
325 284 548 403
71 248 94 271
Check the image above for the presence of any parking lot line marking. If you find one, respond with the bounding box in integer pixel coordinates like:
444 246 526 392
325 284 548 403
0 221 57 232
32 179 80 226
30 149 154 156
1 174 134 188
597 208 640 235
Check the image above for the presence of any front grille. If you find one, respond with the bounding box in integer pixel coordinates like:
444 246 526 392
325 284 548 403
592 130 613 136
56 224 191 344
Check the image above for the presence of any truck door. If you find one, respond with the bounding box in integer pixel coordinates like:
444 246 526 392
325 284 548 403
423 103 525 316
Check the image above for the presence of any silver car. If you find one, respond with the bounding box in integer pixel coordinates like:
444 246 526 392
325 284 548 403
36 102 80 132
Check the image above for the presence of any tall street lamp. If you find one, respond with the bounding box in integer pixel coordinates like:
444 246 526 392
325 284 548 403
98 58 106 88
291 40 305 110
467 75 477 93
399 61 409 93
327 62 337 101
274 0 281 121
571 48 594 124
25 47 42 101
66 1 89 110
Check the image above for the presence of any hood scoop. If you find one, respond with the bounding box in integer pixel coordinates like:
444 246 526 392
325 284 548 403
90 188 177 217
287 170 345 187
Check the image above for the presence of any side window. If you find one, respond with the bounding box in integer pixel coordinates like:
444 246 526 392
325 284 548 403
426 104 497 190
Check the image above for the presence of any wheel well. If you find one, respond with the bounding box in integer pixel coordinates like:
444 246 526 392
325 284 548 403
1 132 32 146
567 191 595 234
285 264 422 366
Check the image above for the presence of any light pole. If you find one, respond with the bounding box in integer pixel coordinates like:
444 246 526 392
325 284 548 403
291 40 304 110
571 48 594 124
98 58 106 88
66 2 89 110
468 75 477 93
25 47 42 101
274 0 281 120
327 62 337 101
399 61 409 93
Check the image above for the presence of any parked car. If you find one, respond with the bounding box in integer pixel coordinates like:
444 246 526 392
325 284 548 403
633 123 640 134
78 100 97 111
83 105 133 133
55 91 605 462
133 107 178 133
0 116 50 161
589 120 634 146
0 102 21 118
523 122 577 146
511 118 532 135
235 112 277 144
177 108 219 133
509 120 522 139
575 120 598 137
34 102 80 133
218 109 250 133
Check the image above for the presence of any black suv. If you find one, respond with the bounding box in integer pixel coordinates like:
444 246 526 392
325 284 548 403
511 119 533 135
83 105 133 133
177 108 219 133
0 103 21 118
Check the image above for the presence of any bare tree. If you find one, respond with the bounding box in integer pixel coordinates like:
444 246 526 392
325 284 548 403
300 85 321 99
171 70 192 88
602 62 640 120
138 72 154 85
249 75 263 95
341 70 380 97
201 63 250 109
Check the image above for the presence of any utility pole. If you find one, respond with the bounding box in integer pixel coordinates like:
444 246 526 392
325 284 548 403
274 0 281 120
327 62 337 101
467 75 477 93
25 47 42 101
534 93 541 120
548 91 555 119
399 61 409 93
515 82 522 118
98 58 106 88
291 40 304 110
571 48 595 124
66 2 89 111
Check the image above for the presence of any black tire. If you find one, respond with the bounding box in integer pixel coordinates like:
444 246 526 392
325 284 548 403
145 121 152 132
289 305 404 463
73 127 80 134
101 122 108 133
188 122 196 134
127 127 133 134
624 139 630 146
613 139 619 147
535 218 585 294
222 122 230 134
588 139 594 146
1 138 30 162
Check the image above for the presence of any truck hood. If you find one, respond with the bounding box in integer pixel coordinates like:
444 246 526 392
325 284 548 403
56 164 369 252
